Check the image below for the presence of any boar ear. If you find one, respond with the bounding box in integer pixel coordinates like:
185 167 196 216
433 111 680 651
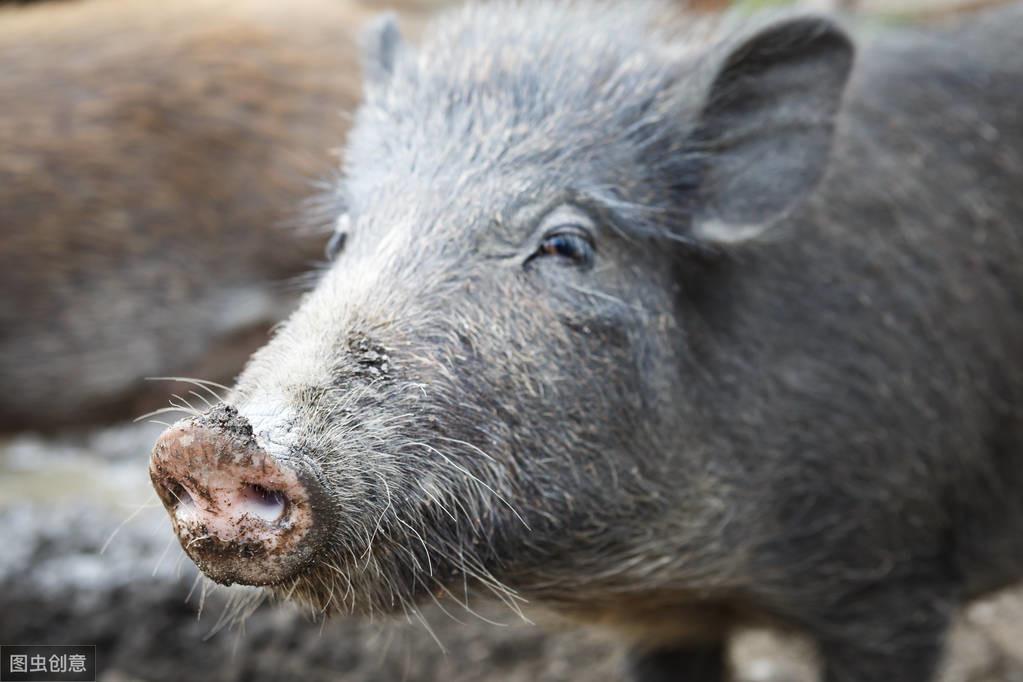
361 14 404 87
690 17 853 243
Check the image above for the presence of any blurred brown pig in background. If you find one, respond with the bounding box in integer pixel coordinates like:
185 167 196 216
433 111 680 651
0 0 440 431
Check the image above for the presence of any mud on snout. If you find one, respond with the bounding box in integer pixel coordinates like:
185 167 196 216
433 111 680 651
149 404 333 587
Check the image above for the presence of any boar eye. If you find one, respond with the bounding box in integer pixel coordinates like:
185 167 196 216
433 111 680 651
532 227 594 268
325 214 351 261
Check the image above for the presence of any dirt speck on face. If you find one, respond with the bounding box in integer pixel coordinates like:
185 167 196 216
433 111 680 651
195 404 257 447
348 333 392 378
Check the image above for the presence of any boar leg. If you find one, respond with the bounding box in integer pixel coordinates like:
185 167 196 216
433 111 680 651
814 581 955 682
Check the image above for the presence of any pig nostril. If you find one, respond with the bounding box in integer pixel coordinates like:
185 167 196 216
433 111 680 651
166 481 195 509
240 484 287 523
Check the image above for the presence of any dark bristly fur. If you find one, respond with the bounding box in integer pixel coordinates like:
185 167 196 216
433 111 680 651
161 2 1023 680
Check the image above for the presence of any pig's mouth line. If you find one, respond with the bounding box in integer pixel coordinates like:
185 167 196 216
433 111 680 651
267 560 321 589
183 533 320 588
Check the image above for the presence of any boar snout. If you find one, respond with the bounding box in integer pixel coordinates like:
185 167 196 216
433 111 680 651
149 404 330 587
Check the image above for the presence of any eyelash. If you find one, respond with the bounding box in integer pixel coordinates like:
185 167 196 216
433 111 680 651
531 227 594 267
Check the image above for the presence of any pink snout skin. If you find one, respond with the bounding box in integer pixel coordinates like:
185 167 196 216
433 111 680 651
149 407 327 586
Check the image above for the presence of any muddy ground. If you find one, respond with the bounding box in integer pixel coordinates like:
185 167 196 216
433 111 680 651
1 424 1021 682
